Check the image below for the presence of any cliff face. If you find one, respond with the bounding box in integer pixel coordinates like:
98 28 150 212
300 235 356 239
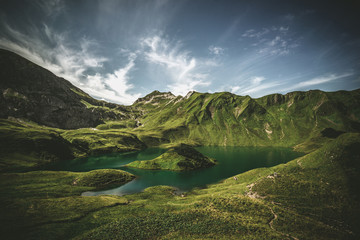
0 49 130 129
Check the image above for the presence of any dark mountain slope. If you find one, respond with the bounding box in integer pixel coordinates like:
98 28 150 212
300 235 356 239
0 49 130 129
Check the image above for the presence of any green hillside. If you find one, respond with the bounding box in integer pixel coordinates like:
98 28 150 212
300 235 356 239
132 90 360 147
0 49 135 129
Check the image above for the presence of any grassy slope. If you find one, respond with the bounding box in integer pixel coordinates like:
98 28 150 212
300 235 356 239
131 90 360 148
1 133 359 240
0 119 74 172
0 119 146 172
127 144 216 171
0 169 134 240
60 128 145 157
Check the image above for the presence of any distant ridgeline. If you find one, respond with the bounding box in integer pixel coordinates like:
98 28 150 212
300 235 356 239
1 48 360 149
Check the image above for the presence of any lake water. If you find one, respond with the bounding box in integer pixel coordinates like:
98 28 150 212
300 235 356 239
48 147 303 196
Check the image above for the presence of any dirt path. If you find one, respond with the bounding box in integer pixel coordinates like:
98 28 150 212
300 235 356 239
246 181 299 240
267 203 299 240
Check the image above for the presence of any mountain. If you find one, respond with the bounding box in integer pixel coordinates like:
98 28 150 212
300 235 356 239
1 49 359 148
1 49 360 171
132 90 360 150
0 49 132 129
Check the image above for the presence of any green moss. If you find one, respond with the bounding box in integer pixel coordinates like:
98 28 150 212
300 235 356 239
127 144 216 171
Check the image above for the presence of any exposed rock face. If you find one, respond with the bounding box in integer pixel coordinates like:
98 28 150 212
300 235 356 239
0 49 130 129
134 90 176 103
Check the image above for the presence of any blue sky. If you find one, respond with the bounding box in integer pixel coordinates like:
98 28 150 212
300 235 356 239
1 0 359 104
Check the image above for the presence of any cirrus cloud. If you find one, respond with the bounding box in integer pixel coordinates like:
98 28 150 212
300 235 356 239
141 35 211 96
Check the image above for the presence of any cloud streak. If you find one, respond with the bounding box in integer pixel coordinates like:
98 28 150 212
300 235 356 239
281 72 354 92
230 76 280 96
297 73 353 87
0 23 140 104
209 45 224 55
84 53 140 105
34 0 65 17
141 35 211 96
241 26 299 56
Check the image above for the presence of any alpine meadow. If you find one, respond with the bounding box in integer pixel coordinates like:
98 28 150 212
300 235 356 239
1 1 360 239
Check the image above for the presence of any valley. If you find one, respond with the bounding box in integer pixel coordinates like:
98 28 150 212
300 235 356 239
0 50 360 239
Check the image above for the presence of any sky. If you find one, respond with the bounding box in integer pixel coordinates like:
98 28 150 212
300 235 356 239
1 0 360 105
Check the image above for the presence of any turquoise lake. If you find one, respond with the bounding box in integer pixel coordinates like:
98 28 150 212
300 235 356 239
48 147 303 196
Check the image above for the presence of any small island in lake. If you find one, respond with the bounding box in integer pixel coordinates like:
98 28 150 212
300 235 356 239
127 144 216 171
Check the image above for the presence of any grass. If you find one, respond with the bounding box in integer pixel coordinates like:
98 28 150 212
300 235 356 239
0 119 146 171
0 119 73 172
0 133 359 239
96 120 139 130
127 144 216 171
0 170 133 239
74 169 135 189
61 128 146 157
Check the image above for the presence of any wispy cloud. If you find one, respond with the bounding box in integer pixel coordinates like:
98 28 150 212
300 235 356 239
84 53 141 105
34 0 65 17
297 73 354 87
208 45 224 55
281 72 354 92
230 76 280 96
0 23 140 104
241 82 281 95
284 14 295 21
241 26 299 56
242 28 270 38
251 76 265 85
141 35 211 96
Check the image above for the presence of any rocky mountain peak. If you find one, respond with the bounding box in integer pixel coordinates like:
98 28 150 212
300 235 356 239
133 90 176 105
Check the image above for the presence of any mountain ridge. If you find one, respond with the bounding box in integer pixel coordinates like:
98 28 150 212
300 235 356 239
1 49 360 162
0 49 133 129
